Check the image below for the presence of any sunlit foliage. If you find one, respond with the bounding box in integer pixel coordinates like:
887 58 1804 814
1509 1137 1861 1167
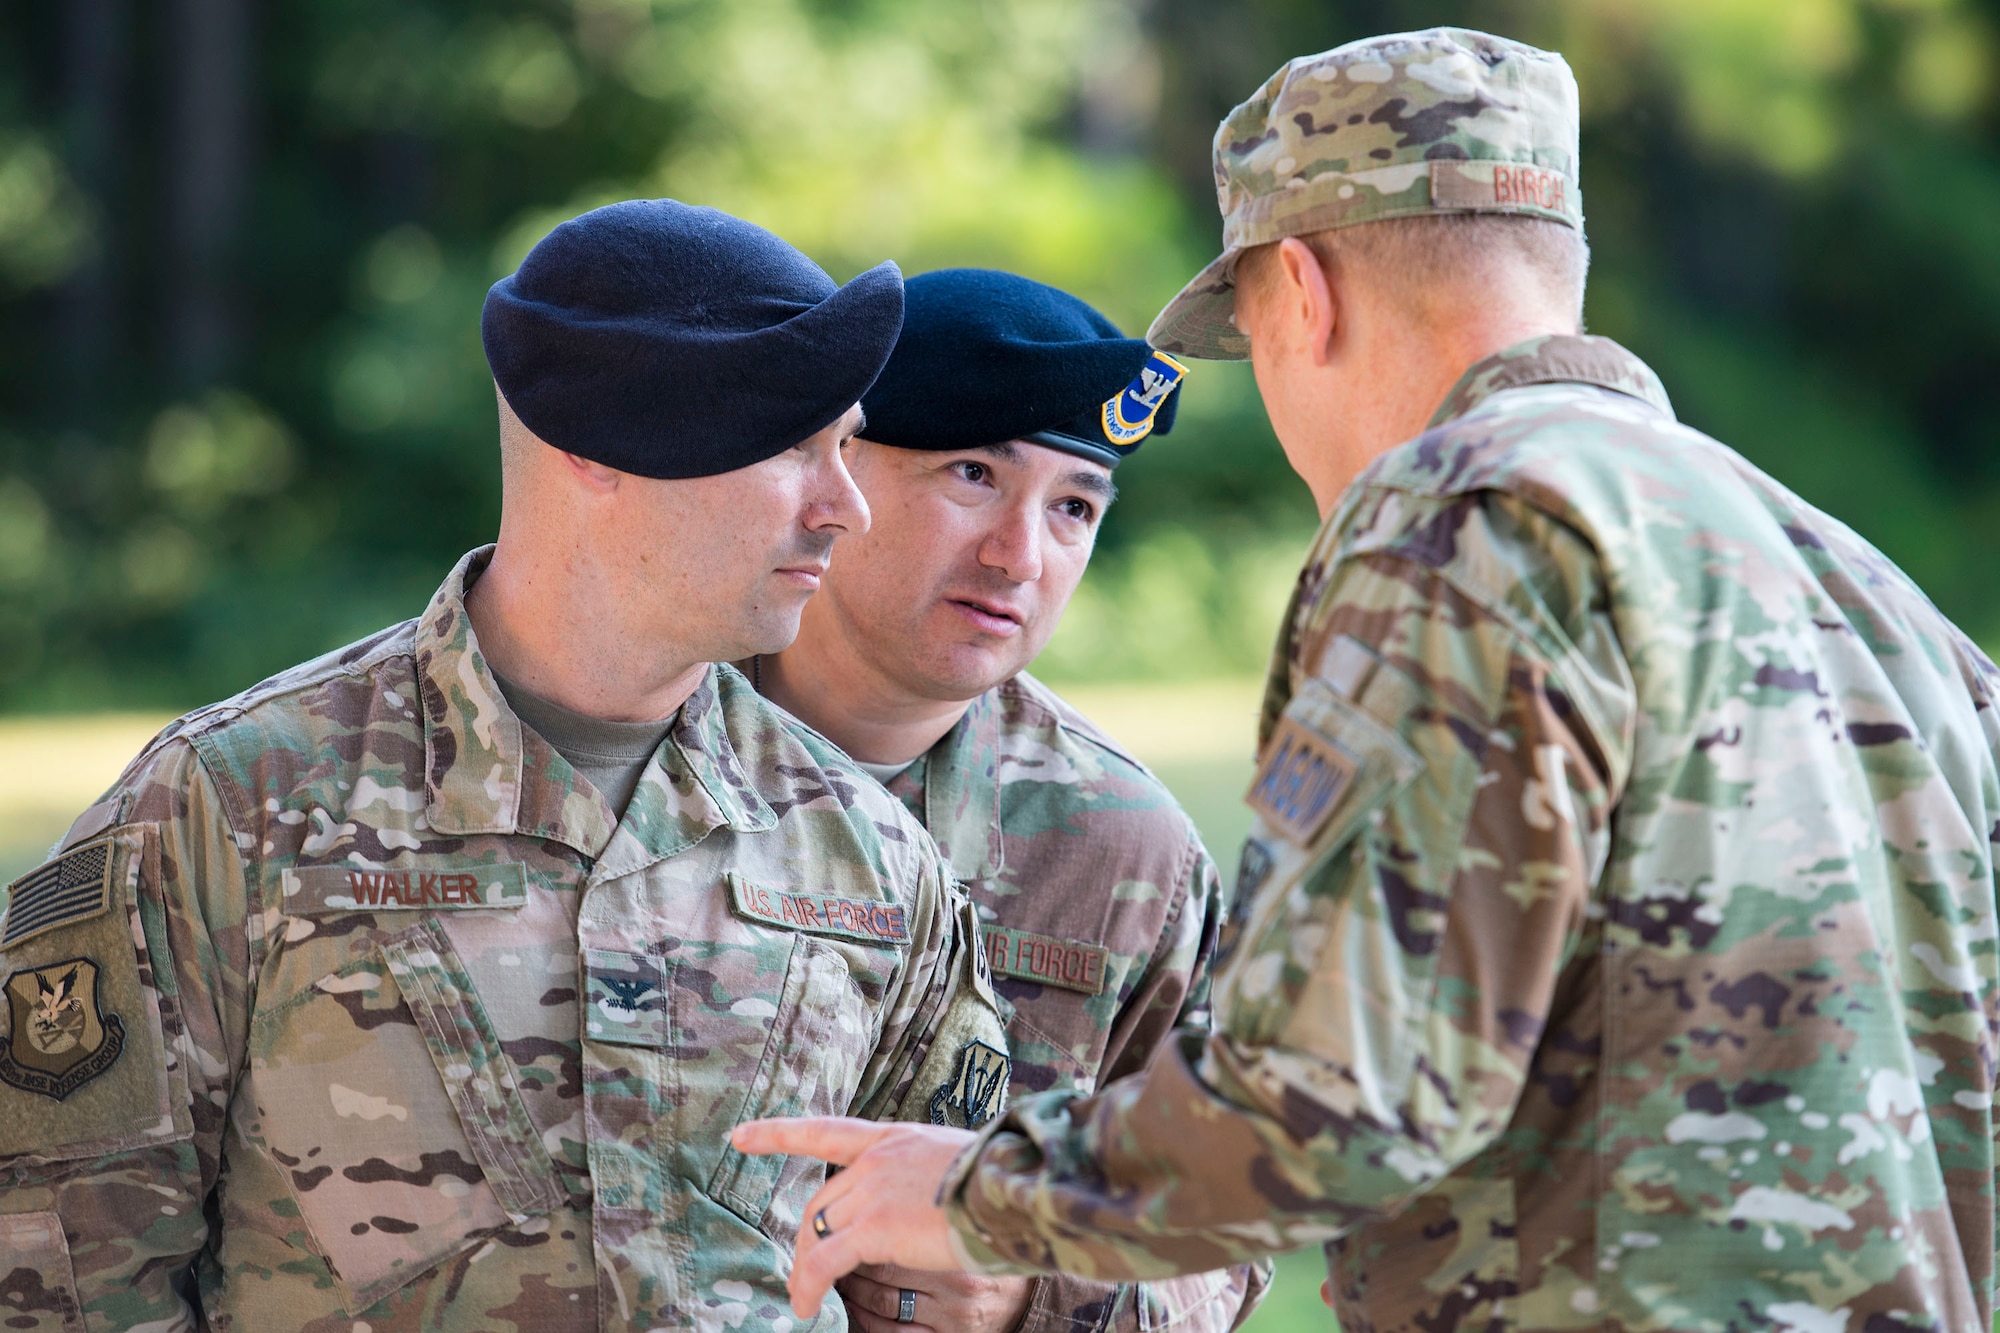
0 0 1994 706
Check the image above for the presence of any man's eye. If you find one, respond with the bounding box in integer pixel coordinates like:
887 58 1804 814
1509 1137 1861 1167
1058 499 1095 523
957 462 987 483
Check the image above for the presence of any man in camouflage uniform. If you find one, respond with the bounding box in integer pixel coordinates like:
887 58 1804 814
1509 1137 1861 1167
750 268 1266 1333
0 200 1007 1331
738 28 2000 1332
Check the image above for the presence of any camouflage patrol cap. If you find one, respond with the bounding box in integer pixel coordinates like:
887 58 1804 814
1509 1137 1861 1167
1148 27 1583 361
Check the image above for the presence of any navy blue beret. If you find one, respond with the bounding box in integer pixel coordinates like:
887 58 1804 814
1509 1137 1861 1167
859 268 1187 468
482 199 903 479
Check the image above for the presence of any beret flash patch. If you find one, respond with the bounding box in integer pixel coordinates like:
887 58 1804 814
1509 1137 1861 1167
1101 350 1187 448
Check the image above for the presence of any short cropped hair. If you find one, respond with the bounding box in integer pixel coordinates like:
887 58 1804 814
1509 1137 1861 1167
495 383 549 501
1246 213 1590 332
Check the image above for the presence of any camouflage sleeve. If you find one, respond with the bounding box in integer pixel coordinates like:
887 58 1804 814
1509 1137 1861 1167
851 854 1011 1130
940 494 1630 1279
1019 833 1272 1331
0 734 255 1328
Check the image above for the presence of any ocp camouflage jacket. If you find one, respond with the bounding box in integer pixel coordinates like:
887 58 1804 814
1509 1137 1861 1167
944 336 2000 1332
884 675 1268 1333
0 548 1007 1332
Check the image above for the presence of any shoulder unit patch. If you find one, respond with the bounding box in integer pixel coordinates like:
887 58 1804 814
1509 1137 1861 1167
0 958 126 1101
1 837 114 949
929 1038 1010 1129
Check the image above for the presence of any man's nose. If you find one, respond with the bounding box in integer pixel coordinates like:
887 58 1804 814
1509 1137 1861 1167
805 446 871 537
979 502 1043 583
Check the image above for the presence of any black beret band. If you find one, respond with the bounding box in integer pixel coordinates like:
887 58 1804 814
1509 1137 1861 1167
482 199 904 480
859 268 1184 468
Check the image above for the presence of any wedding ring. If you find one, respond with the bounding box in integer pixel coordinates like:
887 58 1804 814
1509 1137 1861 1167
812 1208 832 1239
898 1288 917 1323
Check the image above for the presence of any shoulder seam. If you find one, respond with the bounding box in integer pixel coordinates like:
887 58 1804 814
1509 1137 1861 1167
213 621 418 720
182 732 254 867
1003 676 1150 774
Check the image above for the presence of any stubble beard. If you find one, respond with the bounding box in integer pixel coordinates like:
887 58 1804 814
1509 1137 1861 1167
904 591 1038 701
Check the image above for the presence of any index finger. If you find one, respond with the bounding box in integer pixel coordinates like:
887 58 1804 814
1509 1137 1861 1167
732 1115 888 1162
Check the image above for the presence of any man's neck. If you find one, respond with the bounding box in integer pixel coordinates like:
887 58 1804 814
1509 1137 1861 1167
1304 316 1571 518
465 539 707 723
755 636 972 767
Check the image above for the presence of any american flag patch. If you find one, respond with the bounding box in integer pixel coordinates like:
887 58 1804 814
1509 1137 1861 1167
2 838 114 949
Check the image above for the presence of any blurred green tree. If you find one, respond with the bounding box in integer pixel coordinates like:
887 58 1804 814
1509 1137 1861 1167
0 0 1993 707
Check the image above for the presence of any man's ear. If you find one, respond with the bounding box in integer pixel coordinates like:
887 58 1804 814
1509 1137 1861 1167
1274 236 1338 368
557 449 625 493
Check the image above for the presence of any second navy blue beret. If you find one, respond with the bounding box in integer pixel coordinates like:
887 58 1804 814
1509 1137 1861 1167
482 199 904 479
859 268 1186 468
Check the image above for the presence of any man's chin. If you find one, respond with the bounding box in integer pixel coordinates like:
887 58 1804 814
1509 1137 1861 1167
737 607 809 660
903 641 1032 703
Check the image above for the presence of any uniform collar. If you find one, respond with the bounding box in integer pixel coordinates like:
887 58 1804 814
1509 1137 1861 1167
1427 334 1675 430
921 689 1006 883
415 547 776 867
594 666 778 880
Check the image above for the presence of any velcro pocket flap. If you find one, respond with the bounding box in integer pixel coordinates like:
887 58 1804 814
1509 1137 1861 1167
708 935 861 1226
0 827 188 1163
377 918 561 1222
1224 673 1430 1058
0 1211 86 1332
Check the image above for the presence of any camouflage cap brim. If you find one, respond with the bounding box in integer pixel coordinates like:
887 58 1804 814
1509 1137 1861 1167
1147 248 1248 362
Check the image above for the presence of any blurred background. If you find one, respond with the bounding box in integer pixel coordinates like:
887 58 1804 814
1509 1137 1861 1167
1 0 1997 1325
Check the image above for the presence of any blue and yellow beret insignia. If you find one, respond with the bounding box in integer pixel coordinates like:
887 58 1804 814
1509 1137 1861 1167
1102 351 1188 449
856 269 1187 468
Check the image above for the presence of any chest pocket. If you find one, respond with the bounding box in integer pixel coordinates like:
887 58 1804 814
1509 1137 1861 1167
243 916 560 1314
581 927 870 1236
705 934 864 1230
974 907 1120 1099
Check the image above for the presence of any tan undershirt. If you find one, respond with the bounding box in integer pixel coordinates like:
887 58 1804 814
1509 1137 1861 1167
491 669 676 819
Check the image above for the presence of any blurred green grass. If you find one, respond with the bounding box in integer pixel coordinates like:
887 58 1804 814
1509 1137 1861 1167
0 685 1338 1329
1243 1250 1336 1332
0 713 170 882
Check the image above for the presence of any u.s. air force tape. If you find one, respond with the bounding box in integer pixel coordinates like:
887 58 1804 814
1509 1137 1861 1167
726 873 911 946
982 926 1109 995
